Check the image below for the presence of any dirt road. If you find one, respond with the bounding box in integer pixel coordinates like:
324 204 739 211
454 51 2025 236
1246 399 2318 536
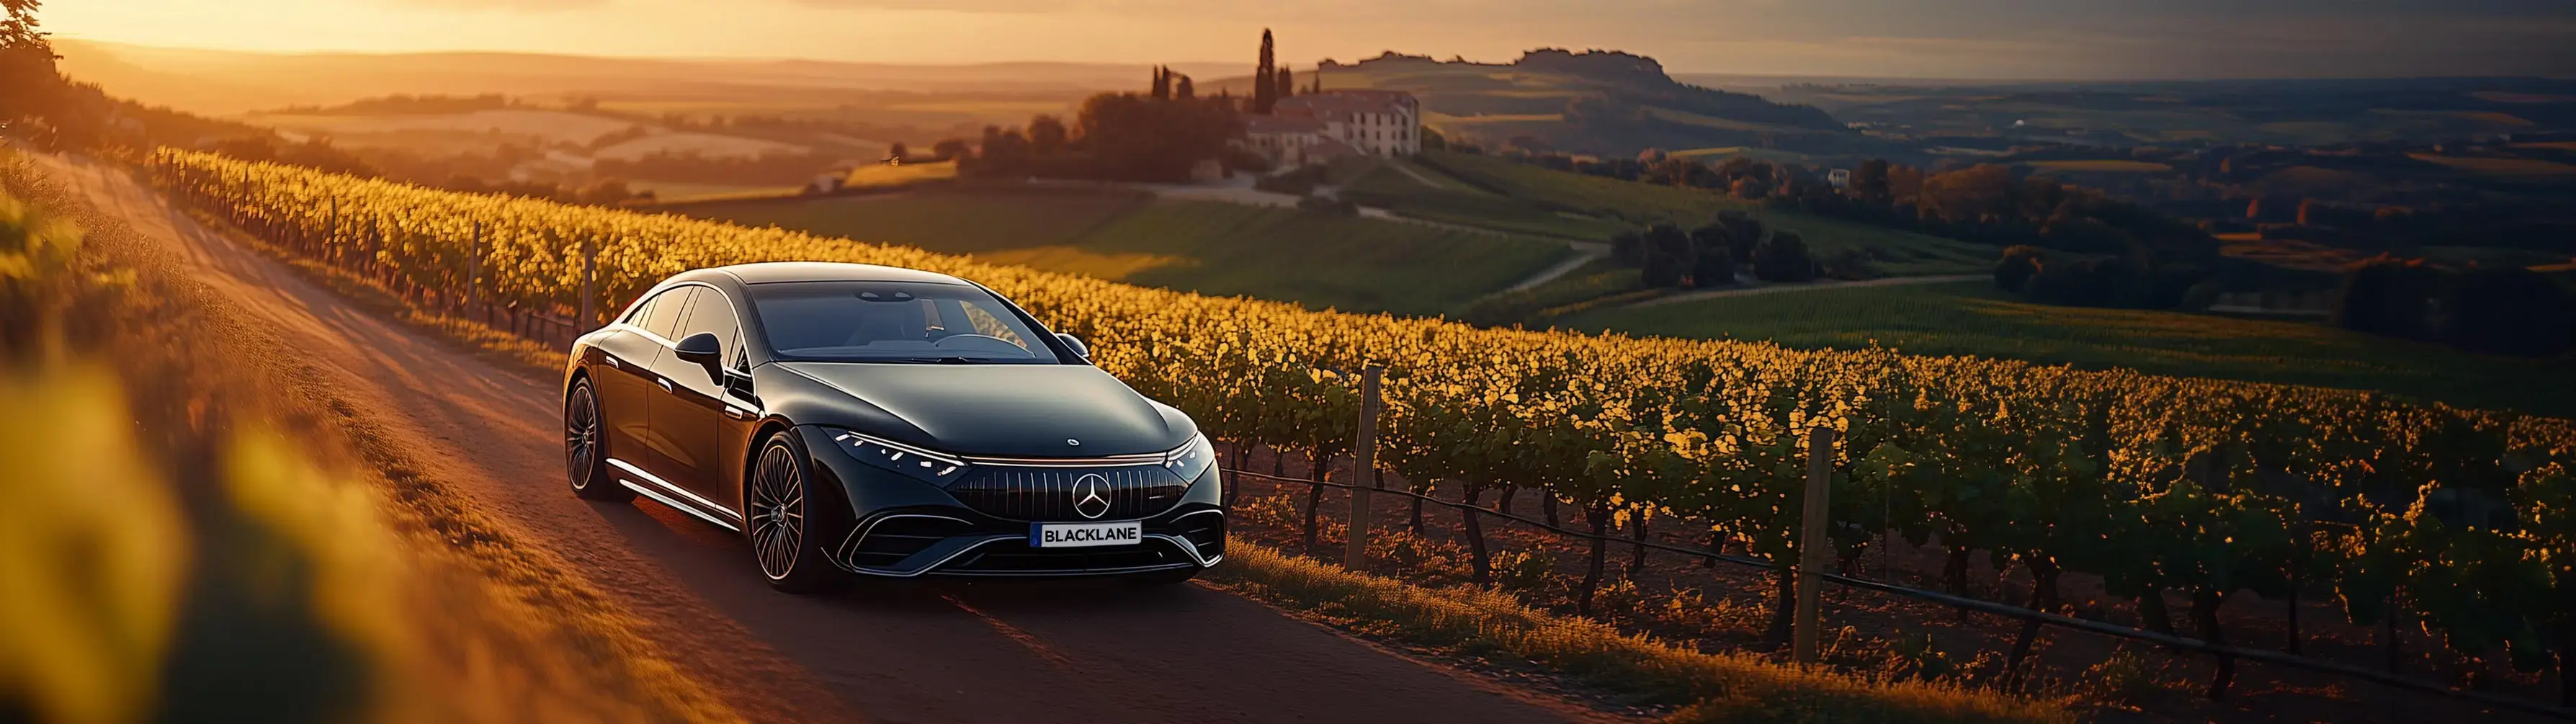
37 154 1609 724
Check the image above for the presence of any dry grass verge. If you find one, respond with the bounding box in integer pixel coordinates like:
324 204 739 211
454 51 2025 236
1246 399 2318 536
1207 543 2069 723
0 152 735 723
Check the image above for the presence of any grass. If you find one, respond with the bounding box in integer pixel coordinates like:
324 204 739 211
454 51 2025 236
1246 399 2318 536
684 186 1573 316
843 159 959 189
1340 162 1632 240
1557 280 2576 419
1206 542 2070 723
627 180 803 203
1418 151 1995 275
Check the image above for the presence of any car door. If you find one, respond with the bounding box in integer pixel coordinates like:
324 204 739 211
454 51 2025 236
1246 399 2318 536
650 285 748 514
596 288 685 473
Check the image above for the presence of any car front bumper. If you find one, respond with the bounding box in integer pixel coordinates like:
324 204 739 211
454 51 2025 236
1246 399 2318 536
799 426 1226 578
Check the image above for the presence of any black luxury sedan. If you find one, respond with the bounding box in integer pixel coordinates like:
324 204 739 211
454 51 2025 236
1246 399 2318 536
560 262 1224 591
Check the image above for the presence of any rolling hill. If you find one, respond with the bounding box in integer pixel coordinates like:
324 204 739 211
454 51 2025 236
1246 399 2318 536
53 39 1235 117
1224 49 1893 159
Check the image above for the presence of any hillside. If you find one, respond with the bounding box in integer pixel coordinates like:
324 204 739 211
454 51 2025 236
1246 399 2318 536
1559 280 2576 419
678 187 1573 316
1271 49 1888 158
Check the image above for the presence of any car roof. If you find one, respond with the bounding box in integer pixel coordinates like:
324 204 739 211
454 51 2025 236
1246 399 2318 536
712 262 970 285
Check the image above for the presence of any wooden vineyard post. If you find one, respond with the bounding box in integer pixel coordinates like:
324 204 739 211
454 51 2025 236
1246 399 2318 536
579 236 598 331
467 221 482 320
1344 367 1382 572
1792 426 1837 666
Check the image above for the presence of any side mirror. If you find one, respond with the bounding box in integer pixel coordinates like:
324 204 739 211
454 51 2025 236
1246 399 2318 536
1055 333 1090 359
674 331 723 369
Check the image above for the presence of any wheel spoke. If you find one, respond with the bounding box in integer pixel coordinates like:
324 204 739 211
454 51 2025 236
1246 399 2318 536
751 444 807 581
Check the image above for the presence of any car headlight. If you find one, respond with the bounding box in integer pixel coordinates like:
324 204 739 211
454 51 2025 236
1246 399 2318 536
1163 433 1216 482
829 429 970 486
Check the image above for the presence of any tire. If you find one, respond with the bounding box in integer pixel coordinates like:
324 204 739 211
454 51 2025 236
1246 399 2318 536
747 432 844 594
565 378 634 502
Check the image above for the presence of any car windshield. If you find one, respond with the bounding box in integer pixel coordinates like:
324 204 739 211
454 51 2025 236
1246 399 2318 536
746 280 1064 364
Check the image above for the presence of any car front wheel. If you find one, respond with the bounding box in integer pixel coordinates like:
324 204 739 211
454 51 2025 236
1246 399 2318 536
565 379 633 502
748 432 842 593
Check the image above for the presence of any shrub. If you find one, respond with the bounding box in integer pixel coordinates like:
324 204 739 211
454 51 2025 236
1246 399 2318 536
1492 548 1559 599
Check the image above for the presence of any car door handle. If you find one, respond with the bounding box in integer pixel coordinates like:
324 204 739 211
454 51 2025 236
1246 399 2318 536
604 356 620 368
658 378 673 393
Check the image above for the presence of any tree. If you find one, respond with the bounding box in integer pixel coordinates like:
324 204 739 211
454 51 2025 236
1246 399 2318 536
1027 115 1068 156
1712 210 1763 264
1687 224 1736 287
1151 66 1171 99
1253 29 1276 115
1072 91 1243 182
884 141 909 164
2332 256 2442 340
1174 74 1195 100
0 0 61 135
930 138 970 163
2441 267 2574 358
1639 223 1691 287
1608 229 1644 267
1750 230 1815 282
1274 67 1294 102
971 125 1033 179
1848 158 1892 202
1995 245 2044 293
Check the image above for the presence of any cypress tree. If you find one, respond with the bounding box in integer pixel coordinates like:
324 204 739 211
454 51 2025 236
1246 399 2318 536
1254 29 1276 114
1275 67 1294 100
1176 74 1195 99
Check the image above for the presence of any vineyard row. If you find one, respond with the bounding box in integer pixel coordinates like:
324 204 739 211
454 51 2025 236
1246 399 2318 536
151 150 2576 707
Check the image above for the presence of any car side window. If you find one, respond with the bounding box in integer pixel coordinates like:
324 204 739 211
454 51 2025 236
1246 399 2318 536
620 294 658 326
640 287 694 341
677 288 741 360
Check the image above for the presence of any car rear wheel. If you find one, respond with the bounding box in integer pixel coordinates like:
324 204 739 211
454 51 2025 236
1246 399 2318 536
565 379 633 502
749 432 842 593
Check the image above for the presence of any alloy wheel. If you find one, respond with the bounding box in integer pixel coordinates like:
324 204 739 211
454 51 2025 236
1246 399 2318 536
750 443 807 580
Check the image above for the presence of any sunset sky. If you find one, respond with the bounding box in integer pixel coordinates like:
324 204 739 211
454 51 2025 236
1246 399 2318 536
40 0 2576 79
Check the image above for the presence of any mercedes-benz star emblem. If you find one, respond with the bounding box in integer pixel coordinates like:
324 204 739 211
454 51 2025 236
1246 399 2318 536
1072 473 1112 519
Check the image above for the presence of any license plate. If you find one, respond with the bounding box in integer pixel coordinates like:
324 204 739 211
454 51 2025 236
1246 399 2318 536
1030 520 1142 548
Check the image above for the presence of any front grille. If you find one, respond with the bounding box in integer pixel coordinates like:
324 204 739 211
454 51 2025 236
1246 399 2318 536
939 538 1196 576
947 465 1188 522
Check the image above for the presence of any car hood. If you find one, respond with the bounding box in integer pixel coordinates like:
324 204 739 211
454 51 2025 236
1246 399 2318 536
772 362 1190 457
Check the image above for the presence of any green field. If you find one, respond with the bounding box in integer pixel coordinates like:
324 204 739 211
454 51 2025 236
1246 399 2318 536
1560 281 2576 418
1338 161 1633 240
1414 151 1996 275
682 186 1573 316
